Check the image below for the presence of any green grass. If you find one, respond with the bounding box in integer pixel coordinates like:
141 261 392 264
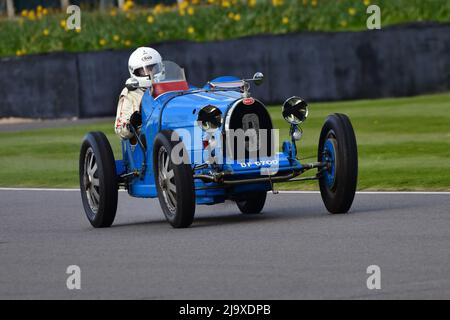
2 0 450 57
1 92 450 190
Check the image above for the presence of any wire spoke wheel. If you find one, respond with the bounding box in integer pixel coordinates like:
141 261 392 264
158 147 177 214
79 132 118 228
153 130 195 228
84 147 100 215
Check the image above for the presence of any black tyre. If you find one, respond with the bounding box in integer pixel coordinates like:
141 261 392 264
79 132 118 227
236 191 267 214
318 113 358 214
153 130 195 228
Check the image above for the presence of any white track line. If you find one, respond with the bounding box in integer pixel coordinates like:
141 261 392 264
280 191 450 195
0 188 79 192
0 187 128 192
0 188 449 195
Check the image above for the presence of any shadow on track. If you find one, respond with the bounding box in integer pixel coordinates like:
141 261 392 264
105 193 427 230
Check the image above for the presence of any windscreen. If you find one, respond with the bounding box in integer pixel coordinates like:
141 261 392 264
154 60 186 83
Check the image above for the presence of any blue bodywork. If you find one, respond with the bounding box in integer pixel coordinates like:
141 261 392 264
115 77 306 205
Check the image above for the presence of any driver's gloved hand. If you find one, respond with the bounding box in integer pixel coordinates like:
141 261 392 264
129 111 142 130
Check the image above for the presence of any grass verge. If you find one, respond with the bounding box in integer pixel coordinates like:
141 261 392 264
0 92 449 190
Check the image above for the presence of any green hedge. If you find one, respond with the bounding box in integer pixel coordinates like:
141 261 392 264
1 0 449 57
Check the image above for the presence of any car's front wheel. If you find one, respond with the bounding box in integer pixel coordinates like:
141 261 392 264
79 132 118 228
318 113 358 214
153 130 195 228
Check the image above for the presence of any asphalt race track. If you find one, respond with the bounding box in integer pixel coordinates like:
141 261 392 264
0 189 449 299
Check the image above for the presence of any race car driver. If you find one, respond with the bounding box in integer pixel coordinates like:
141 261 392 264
114 47 164 140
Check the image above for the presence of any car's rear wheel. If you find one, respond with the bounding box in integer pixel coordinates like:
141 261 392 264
79 132 118 227
236 191 267 214
153 130 195 228
318 113 358 214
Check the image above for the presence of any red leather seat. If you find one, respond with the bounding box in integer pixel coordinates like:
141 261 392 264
152 81 189 98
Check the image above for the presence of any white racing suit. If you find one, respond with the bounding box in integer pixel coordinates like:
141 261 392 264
114 87 146 140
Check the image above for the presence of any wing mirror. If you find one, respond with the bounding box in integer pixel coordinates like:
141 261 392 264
252 72 264 86
125 78 140 91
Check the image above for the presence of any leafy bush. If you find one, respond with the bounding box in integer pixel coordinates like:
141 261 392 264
1 0 449 57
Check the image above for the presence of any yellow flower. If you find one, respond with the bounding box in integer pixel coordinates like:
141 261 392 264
42 28 49 36
75 28 81 33
282 16 289 25
42 8 48 15
363 0 370 5
248 0 256 7
179 9 185 16
311 0 317 7
340 20 348 27
154 4 163 14
37 5 43 12
16 49 28 56
110 9 117 17
21 10 28 17
187 6 195 15
234 13 241 21
28 10 36 21
271 0 283 7
302 0 308 5
227 12 234 19
187 26 195 34
124 40 132 46
113 35 120 41
147 15 155 24
221 1 231 8
60 20 67 29
348 7 356 16
122 0 134 11
99 39 107 46
192 0 200 4
179 0 189 10
207 0 215 4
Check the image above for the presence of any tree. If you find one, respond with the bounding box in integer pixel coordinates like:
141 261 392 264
6 0 15 18
60 0 70 9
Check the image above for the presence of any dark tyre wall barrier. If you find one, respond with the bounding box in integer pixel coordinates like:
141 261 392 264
0 53 80 118
77 51 130 118
1 23 449 119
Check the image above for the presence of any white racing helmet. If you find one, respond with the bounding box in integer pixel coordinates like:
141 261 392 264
128 47 164 88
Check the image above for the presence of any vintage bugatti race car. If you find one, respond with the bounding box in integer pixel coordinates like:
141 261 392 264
79 61 358 228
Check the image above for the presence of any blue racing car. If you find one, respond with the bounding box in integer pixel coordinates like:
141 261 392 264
79 61 358 228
